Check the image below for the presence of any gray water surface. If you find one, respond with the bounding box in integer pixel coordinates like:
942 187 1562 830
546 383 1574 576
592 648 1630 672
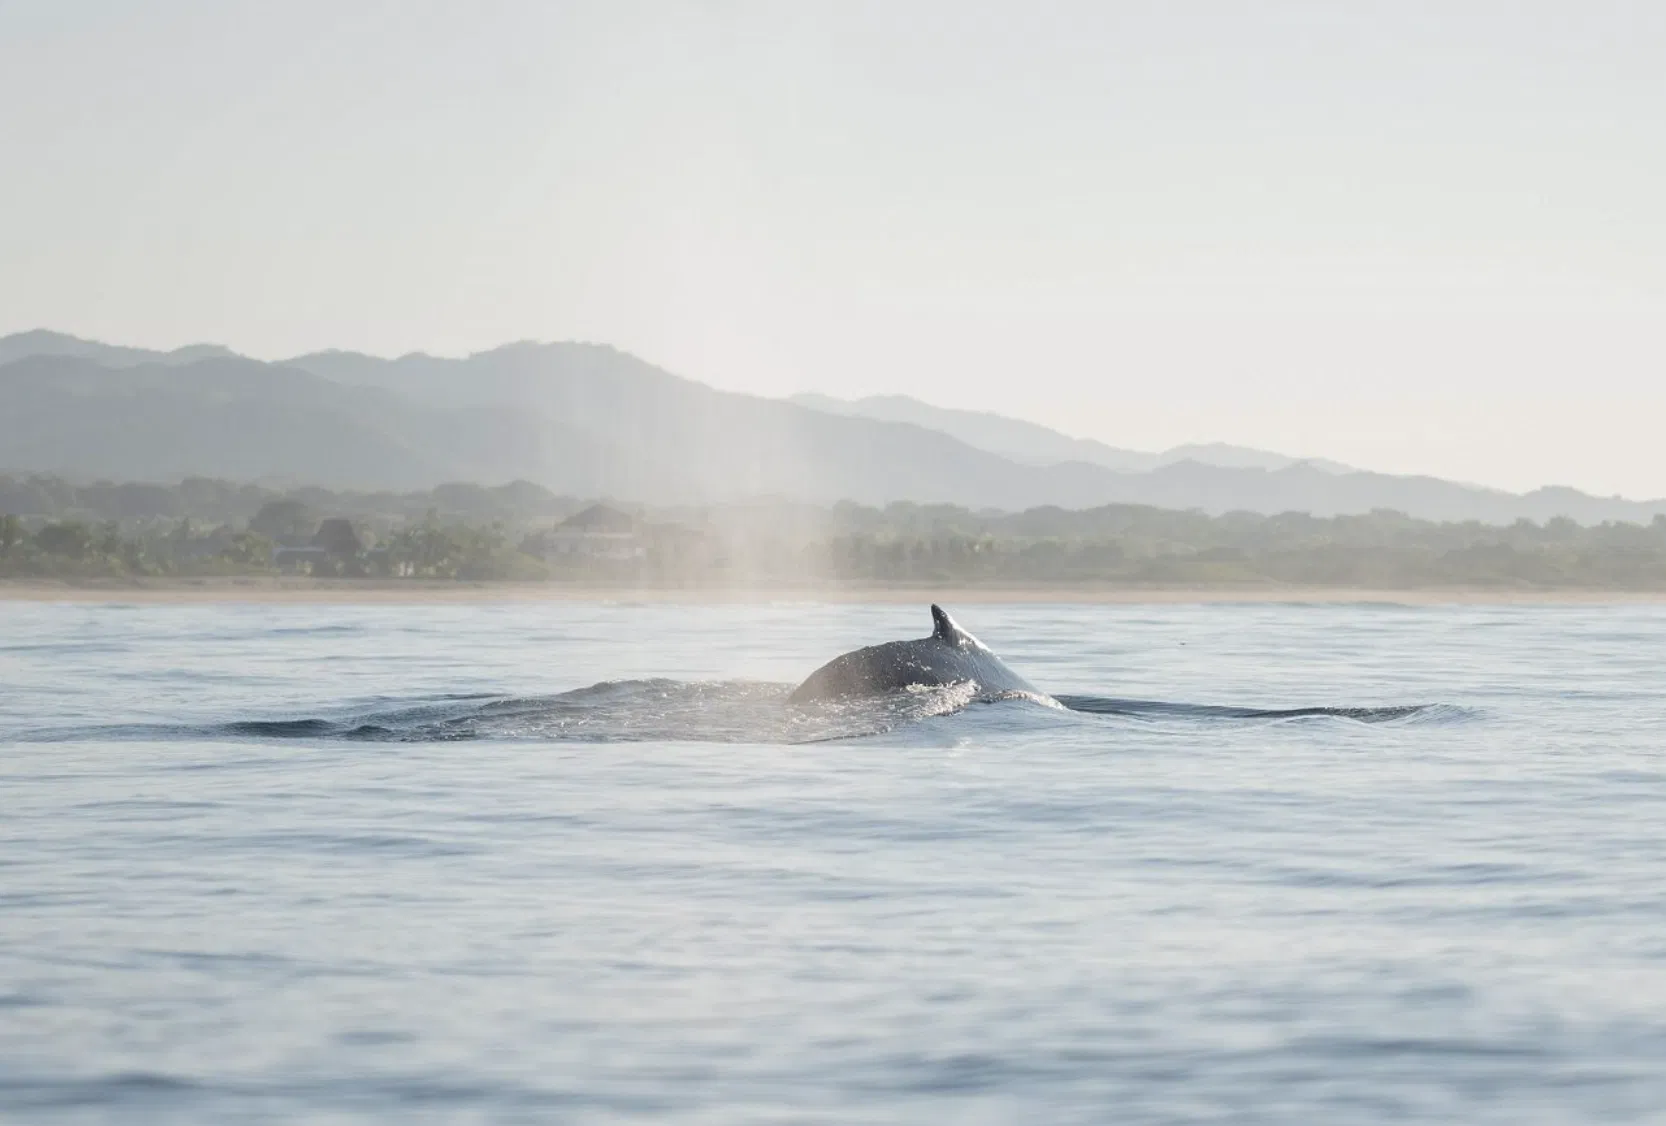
3 600 1665 1123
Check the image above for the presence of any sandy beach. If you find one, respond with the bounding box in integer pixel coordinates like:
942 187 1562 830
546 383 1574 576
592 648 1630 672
5 578 1666 605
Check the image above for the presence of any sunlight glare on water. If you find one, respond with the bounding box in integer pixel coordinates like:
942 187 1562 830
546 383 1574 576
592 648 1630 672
4 600 1666 1124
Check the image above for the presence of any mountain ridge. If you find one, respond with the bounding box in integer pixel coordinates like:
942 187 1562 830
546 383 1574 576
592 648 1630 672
787 391 1356 475
3 329 1662 525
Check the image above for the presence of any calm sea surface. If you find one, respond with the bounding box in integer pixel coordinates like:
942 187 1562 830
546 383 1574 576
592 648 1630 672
4 599 1666 1124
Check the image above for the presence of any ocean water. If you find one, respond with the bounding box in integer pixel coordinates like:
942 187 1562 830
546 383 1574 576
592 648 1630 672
3 598 1666 1124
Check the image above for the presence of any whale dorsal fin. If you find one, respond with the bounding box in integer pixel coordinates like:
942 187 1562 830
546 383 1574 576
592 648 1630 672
930 603 976 647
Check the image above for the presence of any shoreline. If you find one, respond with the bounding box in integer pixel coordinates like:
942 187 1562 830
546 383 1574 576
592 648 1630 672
5 578 1666 605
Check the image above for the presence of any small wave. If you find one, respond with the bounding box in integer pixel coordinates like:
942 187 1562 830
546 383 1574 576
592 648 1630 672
1056 696 1468 725
264 623 365 637
220 718 344 737
0 1071 200 1113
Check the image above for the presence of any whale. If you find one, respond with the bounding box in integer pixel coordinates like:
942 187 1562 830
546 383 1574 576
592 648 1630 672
788 604 1045 704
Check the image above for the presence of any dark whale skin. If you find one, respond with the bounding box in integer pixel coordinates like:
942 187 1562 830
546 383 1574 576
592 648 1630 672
788 604 1042 703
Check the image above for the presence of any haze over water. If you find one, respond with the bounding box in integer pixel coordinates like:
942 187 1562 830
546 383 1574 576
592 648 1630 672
5 599 1666 1123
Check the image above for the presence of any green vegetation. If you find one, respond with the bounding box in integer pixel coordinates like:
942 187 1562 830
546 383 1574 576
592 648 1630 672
6 474 1666 589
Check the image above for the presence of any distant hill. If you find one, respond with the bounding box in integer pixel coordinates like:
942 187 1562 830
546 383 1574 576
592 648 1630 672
277 342 1127 507
3 330 1664 524
1159 441 1353 475
0 352 653 494
788 391 1157 471
789 392 1354 474
0 328 237 369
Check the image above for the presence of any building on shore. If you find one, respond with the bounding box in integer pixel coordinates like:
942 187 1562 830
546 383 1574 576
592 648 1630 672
272 518 367 573
540 504 646 562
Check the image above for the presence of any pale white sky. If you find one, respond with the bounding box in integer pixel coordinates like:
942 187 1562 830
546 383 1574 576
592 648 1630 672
2 1 1664 495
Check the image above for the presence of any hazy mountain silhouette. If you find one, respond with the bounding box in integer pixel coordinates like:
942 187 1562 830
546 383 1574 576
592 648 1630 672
3 330 1663 523
0 352 655 494
789 392 1354 474
277 342 1127 506
0 328 237 369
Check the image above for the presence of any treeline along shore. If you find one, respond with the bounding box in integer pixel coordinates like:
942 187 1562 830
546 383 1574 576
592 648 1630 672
7 474 1666 591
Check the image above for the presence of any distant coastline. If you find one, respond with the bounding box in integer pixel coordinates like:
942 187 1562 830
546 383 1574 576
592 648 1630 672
13 476 1666 594
6 578 1666 606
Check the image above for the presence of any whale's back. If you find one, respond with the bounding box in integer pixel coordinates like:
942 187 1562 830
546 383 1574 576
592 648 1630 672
788 606 1039 703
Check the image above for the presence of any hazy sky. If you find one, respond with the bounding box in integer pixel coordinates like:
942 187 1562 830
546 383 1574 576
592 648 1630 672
3 1 1664 495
